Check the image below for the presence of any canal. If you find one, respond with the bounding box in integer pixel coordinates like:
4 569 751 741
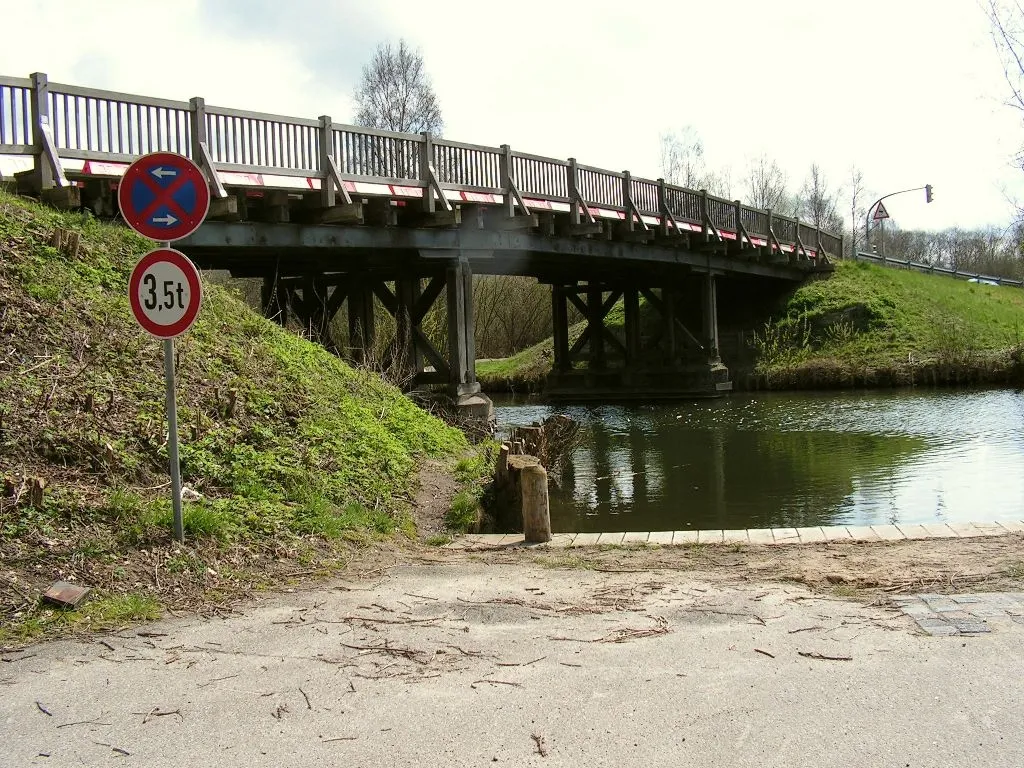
493 389 1024 533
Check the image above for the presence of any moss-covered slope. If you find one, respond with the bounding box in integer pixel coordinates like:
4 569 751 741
0 191 465 642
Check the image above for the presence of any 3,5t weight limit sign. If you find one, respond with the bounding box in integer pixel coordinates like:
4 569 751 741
129 249 202 338
141 270 188 314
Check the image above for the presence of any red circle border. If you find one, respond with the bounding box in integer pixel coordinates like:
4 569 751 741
117 152 211 242
128 249 203 338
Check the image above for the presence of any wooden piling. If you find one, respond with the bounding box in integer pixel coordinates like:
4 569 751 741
520 464 551 543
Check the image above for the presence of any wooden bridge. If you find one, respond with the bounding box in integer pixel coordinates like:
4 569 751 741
1 72 841 409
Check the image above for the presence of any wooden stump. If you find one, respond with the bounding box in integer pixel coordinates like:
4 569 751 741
29 477 46 509
520 464 551 543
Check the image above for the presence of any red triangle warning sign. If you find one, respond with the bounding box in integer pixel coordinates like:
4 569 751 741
872 201 890 220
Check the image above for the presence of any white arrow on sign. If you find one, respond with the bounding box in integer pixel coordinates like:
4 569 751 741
150 167 178 180
151 214 179 226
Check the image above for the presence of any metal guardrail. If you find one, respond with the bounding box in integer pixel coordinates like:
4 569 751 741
1 71 844 256
854 251 1024 288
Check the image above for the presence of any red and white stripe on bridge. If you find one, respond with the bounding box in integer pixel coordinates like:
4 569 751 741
2 156 802 255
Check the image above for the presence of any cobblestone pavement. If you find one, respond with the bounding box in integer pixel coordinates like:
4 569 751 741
893 592 1024 636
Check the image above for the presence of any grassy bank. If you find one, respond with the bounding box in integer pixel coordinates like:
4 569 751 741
750 260 1024 388
0 191 467 645
477 261 1024 392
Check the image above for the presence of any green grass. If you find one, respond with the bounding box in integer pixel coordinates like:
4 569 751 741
446 489 483 532
0 190 469 642
0 593 161 646
752 260 1024 385
443 442 499 534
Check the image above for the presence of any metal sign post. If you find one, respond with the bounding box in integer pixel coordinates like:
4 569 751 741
119 152 210 543
160 246 185 543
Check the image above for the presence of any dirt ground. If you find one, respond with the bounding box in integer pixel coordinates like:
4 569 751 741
416 533 1024 599
410 460 462 538
4 556 1024 767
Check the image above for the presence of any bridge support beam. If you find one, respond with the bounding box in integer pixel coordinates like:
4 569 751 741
586 283 606 370
347 279 376 364
445 260 478 391
394 278 422 384
551 286 571 373
443 258 492 419
623 287 641 365
702 273 720 361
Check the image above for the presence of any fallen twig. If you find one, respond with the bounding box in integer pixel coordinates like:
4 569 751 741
197 673 239 688
754 648 775 659
299 687 312 710
343 614 444 627
788 626 824 634
532 733 549 757
340 642 427 664
35 701 52 716
57 715 111 729
497 656 546 667
97 640 116 652
798 651 852 662
323 736 358 743
471 679 522 689
132 707 183 724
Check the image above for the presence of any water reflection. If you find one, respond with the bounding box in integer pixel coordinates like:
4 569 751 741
494 390 1024 533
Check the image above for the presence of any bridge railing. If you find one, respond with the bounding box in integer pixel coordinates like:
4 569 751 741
204 104 319 176
0 71 844 258
49 81 193 160
510 151 569 201
0 75 33 155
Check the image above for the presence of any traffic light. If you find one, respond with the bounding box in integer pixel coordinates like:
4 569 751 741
925 184 933 203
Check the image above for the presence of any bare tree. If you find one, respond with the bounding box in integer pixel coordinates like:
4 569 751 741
659 126 708 189
848 166 866 257
353 40 443 135
988 2 1024 113
743 154 790 211
658 126 735 199
987 2 1024 222
797 163 843 233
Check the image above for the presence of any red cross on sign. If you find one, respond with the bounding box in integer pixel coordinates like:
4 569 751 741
117 152 211 241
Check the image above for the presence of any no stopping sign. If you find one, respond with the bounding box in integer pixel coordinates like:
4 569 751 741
129 249 202 338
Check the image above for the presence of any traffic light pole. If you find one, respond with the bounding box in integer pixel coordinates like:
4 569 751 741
864 185 933 256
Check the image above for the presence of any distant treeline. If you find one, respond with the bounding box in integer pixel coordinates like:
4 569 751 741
863 222 1024 280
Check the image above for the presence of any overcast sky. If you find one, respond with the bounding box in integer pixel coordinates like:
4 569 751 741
2 0 1021 233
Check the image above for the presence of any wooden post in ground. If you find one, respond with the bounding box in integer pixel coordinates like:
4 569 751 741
520 464 551 543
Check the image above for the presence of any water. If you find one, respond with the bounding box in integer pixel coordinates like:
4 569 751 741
493 390 1024 533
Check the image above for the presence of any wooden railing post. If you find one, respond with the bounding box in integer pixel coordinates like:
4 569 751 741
733 200 743 246
318 115 335 208
190 96 226 199
419 131 435 213
567 157 581 224
29 72 52 191
657 178 669 235
622 170 634 231
188 96 207 161
699 189 709 240
499 144 514 217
